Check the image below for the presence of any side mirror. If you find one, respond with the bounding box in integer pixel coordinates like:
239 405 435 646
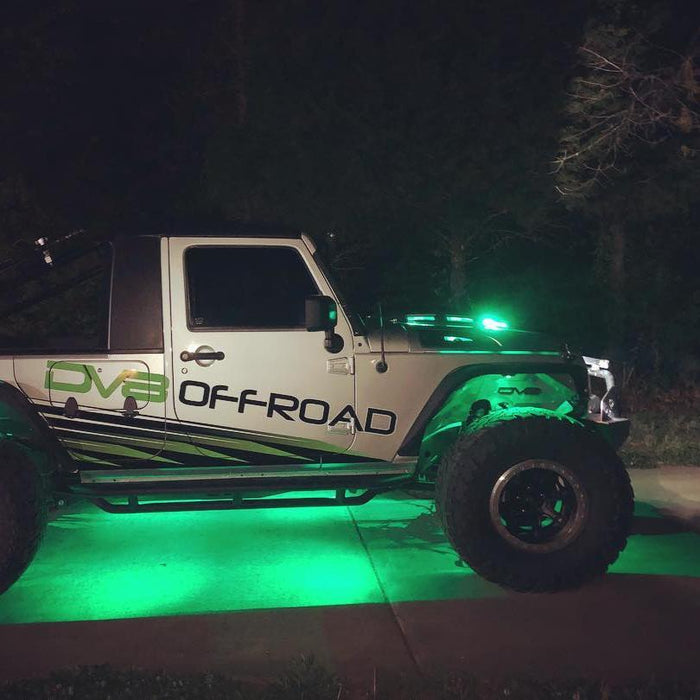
305 295 337 332
305 295 343 353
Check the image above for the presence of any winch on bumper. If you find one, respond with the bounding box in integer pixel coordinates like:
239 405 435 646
583 356 630 450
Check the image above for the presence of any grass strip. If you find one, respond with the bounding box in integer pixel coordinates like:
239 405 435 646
622 411 699 468
2 659 699 699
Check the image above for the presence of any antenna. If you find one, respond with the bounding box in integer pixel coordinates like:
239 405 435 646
375 302 388 373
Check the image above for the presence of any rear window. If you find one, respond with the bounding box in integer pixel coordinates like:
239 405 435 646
0 241 112 351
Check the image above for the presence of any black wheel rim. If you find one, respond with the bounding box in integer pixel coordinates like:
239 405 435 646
489 460 588 553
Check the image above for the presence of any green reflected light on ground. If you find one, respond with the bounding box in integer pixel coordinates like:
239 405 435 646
610 533 700 577
0 502 383 624
609 501 700 578
0 494 697 625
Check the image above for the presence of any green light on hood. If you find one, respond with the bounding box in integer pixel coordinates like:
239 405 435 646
443 335 473 343
406 314 436 323
481 317 508 331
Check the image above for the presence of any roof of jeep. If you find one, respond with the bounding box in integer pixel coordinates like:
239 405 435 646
120 222 302 240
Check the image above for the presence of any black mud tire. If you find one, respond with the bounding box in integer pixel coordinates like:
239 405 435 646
435 410 634 592
0 440 48 594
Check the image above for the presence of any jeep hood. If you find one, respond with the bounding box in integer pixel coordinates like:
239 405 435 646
364 314 564 356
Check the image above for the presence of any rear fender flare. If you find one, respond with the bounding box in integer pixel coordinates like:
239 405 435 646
0 381 72 476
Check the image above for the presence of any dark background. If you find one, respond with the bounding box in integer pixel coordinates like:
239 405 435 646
1 0 698 384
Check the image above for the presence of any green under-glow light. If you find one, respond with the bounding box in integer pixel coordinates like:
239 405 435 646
446 315 473 324
481 317 508 331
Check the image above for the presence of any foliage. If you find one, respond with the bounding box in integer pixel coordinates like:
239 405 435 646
622 409 700 468
0 1 698 382
266 656 340 700
0 664 253 699
2 663 700 699
621 381 700 468
553 0 700 367
554 3 699 198
201 1 582 306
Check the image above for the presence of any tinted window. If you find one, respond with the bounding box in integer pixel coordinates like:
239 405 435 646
186 246 319 329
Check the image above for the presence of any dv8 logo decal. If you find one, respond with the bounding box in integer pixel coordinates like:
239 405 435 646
44 361 169 402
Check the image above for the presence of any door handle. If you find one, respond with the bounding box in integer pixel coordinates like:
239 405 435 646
180 350 225 362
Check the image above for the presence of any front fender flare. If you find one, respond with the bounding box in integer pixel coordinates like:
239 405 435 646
398 361 588 460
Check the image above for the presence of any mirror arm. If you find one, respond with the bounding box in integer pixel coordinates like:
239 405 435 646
324 329 344 354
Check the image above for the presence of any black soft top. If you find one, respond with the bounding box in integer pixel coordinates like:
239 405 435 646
120 221 302 240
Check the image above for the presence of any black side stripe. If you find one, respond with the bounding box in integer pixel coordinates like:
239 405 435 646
38 406 375 465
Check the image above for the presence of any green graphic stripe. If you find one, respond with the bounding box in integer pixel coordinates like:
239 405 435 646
194 433 307 460
175 419 354 456
56 428 165 453
39 403 375 463
173 440 247 463
56 424 298 465
55 419 311 466
60 428 245 463
62 439 181 464
38 402 367 461
72 453 119 467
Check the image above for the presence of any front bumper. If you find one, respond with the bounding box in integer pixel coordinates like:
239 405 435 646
582 356 630 450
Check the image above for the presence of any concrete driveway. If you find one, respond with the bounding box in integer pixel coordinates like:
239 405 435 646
0 467 699 684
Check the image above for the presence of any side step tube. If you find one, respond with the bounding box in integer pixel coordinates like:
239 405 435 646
92 488 383 514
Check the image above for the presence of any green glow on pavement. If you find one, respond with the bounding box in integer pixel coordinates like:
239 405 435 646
0 502 383 624
0 496 697 625
609 501 700 578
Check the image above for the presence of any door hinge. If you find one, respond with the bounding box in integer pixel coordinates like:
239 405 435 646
326 356 354 375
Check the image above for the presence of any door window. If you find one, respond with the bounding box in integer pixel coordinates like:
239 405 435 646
185 246 319 330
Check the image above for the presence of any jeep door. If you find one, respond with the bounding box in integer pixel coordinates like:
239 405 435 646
167 237 357 469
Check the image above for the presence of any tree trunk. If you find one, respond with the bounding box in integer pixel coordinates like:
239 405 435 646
606 222 626 356
448 233 468 308
231 0 247 127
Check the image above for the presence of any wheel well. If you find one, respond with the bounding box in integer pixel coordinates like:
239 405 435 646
407 365 588 477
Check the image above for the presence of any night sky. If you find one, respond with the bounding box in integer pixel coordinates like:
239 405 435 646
2 0 698 373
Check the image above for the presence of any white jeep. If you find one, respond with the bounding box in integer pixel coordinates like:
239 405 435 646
0 226 633 594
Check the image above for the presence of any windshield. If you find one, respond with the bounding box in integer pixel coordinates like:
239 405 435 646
312 251 366 336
